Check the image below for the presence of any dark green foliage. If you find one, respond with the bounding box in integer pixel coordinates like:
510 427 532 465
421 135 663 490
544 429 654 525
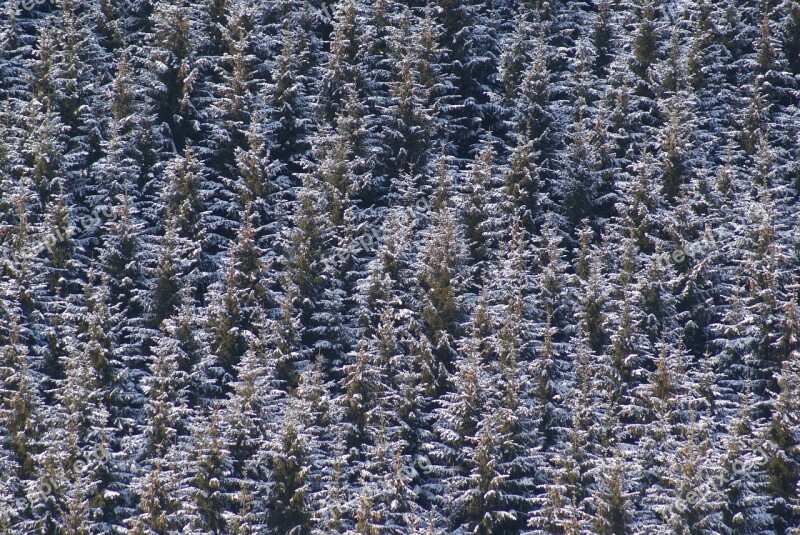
0 1 798 533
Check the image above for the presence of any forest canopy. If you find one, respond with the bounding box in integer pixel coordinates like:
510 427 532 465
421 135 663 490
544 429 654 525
0 0 799 533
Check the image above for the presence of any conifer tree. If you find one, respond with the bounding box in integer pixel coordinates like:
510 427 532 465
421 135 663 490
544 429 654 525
0 317 41 482
264 402 313 535
415 188 466 375
142 322 190 458
175 408 233 534
266 9 316 181
128 456 179 535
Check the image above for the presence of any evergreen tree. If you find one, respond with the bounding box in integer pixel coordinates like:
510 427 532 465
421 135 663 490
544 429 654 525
263 401 313 535
175 408 233 534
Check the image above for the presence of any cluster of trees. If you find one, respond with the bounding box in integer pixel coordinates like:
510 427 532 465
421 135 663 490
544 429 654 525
0 0 799 533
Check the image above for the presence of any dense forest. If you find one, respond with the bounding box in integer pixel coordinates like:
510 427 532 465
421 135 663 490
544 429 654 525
0 0 799 532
